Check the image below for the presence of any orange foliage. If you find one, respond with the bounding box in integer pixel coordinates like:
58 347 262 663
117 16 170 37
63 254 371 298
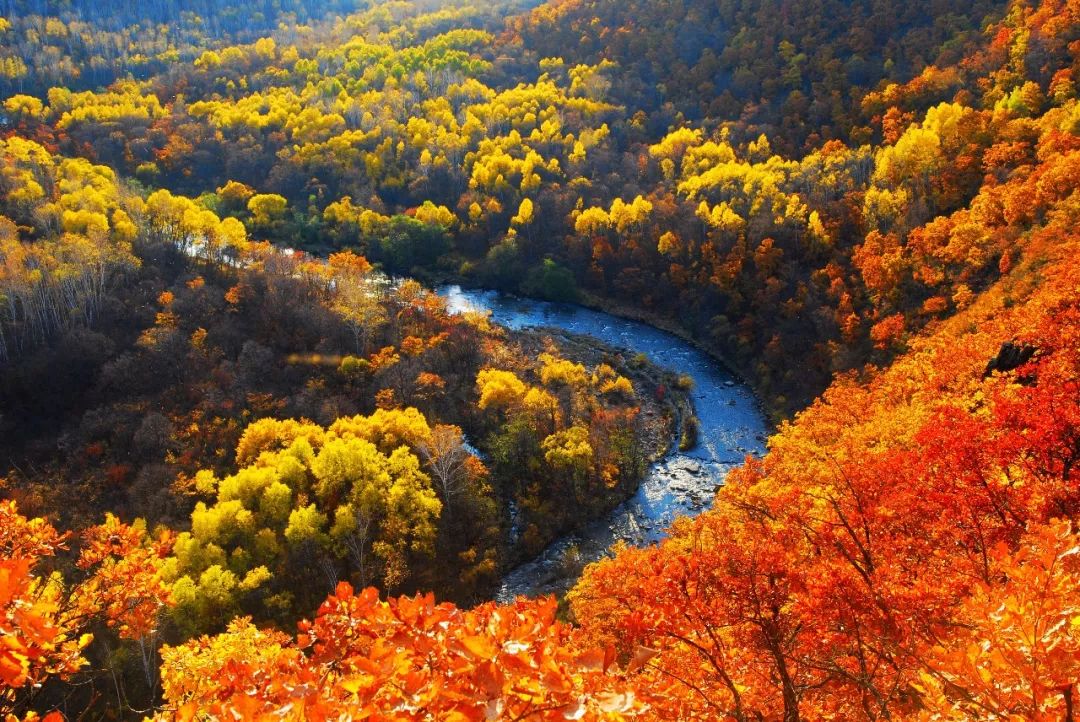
0 504 85 702
158 584 640 721
73 515 174 640
1 502 173 716
571 197 1080 718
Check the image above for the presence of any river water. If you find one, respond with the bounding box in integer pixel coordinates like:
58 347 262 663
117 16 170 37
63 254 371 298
438 285 768 602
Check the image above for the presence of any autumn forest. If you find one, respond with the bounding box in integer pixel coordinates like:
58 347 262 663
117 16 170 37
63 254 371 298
1 0 1079 719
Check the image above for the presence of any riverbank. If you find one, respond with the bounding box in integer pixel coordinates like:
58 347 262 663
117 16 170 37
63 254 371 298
566 289 791 427
494 325 694 571
422 268 778 426
517 326 696 461
438 285 769 601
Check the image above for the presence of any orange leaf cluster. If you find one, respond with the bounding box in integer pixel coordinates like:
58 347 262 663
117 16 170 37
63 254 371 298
1 502 174 718
159 583 640 721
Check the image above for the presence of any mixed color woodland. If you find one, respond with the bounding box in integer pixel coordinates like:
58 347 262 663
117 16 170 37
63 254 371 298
1 0 1079 718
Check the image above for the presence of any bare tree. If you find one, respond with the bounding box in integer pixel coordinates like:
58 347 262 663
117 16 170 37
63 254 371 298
418 424 470 519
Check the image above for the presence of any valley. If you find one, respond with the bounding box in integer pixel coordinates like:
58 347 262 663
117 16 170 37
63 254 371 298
1 0 1078 719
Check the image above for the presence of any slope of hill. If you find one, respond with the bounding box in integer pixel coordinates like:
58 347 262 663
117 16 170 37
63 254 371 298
508 0 1002 150
0 0 1079 718
0 0 532 95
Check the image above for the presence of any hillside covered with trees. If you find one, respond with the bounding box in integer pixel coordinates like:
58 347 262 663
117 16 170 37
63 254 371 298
1 0 1079 718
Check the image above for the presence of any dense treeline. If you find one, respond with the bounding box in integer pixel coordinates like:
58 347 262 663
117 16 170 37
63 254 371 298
2 0 1080 718
508 0 1003 151
0 0 532 95
4 0 1051 414
0 0 359 94
2 0 364 25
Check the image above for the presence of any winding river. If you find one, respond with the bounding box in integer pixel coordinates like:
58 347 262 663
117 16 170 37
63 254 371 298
438 285 769 602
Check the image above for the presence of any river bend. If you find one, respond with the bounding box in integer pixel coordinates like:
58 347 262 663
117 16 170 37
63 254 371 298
438 286 768 601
